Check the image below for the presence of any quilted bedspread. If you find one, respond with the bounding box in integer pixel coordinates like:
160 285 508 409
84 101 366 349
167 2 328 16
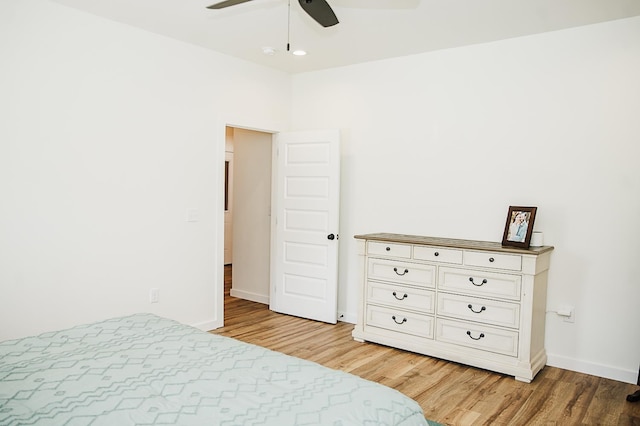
0 313 433 425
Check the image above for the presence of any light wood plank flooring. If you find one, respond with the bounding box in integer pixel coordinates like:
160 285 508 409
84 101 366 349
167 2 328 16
212 266 640 425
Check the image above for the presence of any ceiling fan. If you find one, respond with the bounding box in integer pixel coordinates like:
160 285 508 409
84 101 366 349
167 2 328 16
206 0 339 28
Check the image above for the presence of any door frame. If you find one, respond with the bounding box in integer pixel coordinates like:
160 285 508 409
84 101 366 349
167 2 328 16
214 119 281 329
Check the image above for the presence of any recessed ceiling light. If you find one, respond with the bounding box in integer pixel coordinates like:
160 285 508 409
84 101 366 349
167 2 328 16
262 47 276 56
291 49 307 56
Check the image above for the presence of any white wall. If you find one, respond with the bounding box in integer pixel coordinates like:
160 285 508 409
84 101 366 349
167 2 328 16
229 128 273 303
291 17 640 383
0 0 290 340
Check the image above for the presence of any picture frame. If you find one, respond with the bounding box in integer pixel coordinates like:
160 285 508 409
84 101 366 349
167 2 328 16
501 206 537 248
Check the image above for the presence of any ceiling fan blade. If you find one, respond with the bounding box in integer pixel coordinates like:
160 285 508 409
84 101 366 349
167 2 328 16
207 0 254 10
298 0 339 27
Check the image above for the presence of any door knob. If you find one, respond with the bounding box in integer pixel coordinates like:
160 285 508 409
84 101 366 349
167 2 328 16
327 234 335 240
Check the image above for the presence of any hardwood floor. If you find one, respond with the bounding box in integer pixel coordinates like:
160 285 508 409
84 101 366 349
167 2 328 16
213 266 640 425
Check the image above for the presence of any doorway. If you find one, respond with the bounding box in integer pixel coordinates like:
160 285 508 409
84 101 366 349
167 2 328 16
223 127 273 322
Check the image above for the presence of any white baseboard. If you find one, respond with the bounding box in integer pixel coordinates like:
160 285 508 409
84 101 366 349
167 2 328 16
230 288 269 305
546 353 638 384
191 318 220 332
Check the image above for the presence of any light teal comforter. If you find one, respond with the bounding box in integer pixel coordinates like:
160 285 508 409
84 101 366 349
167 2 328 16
0 313 433 425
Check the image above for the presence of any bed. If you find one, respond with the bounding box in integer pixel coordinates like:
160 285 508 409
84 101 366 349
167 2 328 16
0 313 436 425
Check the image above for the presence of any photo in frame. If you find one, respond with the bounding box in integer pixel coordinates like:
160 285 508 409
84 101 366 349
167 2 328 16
501 206 537 248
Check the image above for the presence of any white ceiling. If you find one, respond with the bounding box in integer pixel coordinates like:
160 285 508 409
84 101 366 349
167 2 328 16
52 0 640 73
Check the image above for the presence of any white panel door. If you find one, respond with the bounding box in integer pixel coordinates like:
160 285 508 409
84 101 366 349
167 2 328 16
270 129 340 323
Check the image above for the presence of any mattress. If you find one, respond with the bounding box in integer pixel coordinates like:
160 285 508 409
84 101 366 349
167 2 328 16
0 313 434 425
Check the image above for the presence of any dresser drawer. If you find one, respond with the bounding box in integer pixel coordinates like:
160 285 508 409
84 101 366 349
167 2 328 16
465 251 522 271
437 292 520 329
368 258 435 288
368 281 435 313
367 241 411 259
436 318 519 357
439 267 521 301
366 305 434 338
413 246 463 264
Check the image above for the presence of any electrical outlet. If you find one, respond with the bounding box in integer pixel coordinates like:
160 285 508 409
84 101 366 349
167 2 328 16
149 288 159 303
186 208 199 222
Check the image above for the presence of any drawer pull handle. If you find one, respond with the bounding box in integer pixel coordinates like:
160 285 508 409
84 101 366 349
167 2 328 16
393 267 409 276
386 246 391 251
467 304 486 314
392 315 407 325
392 291 408 300
434 252 440 257
489 257 495 262
466 331 485 340
468 277 487 286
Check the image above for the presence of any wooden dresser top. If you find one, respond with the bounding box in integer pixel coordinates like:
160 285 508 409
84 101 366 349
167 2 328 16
354 233 554 255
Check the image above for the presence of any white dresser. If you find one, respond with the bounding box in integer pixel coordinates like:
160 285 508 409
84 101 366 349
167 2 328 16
352 233 553 382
